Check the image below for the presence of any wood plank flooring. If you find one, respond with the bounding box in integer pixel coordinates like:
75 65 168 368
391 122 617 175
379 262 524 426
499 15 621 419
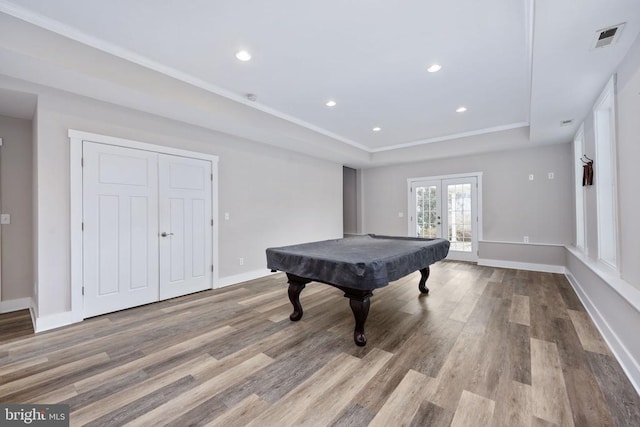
1 261 639 426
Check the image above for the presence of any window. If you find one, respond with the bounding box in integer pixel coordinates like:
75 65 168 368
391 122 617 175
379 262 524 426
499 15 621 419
593 77 618 271
574 125 585 251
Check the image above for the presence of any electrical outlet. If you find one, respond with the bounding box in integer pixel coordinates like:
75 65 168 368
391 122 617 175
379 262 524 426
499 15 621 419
548 172 555 179
239 257 244 266
528 174 534 181
224 212 230 220
524 236 529 243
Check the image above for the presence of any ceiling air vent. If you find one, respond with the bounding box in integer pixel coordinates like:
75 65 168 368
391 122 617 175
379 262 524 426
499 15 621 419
592 23 625 49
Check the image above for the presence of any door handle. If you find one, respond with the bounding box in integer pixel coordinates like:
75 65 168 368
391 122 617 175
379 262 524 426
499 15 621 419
160 232 174 237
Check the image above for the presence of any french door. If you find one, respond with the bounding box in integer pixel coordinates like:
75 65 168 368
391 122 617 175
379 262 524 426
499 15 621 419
82 142 212 317
409 175 479 262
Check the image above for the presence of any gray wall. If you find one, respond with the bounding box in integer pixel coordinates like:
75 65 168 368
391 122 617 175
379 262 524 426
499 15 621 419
0 115 33 301
361 143 574 247
25 88 342 317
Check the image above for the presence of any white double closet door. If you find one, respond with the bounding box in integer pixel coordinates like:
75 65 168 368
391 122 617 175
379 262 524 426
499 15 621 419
82 142 212 317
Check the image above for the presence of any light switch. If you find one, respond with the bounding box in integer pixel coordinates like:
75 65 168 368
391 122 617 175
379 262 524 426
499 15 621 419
528 174 534 181
224 212 230 220
0 214 10 225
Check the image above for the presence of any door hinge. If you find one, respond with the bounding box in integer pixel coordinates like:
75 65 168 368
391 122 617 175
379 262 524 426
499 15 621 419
211 173 213 181
81 157 84 167
211 265 214 272
82 286 84 295
81 222 84 231
211 219 214 226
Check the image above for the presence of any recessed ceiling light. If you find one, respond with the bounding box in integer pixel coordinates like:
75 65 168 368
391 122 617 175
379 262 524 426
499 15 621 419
372 127 382 132
235 50 251 61
456 106 467 113
325 100 337 107
427 64 442 73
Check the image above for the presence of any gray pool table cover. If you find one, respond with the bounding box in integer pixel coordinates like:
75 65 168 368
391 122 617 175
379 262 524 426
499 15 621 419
266 234 450 290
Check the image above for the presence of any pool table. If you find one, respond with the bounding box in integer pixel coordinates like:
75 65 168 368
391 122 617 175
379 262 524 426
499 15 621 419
266 234 450 346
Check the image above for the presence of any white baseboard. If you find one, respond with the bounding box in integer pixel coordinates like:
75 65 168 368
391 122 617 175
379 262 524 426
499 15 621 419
477 258 566 274
565 271 640 395
217 269 277 288
0 296 31 313
31 309 76 333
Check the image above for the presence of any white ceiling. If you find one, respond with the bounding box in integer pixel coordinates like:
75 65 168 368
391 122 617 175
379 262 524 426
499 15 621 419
0 0 639 163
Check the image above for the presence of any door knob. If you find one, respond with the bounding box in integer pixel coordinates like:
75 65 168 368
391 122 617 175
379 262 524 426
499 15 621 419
161 232 174 237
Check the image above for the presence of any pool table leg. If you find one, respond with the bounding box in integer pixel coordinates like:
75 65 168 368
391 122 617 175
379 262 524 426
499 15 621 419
286 274 309 321
346 292 372 347
418 266 430 294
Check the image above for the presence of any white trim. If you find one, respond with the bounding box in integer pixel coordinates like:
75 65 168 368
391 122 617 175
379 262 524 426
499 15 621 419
566 246 640 310
524 0 534 110
0 296 31 313
565 270 640 395
372 123 529 153
31 309 75 333
68 130 220 162
69 137 84 323
573 124 586 252
28 302 37 331
408 171 484 184
477 258 566 274
217 269 277 288
68 129 219 323
479 239 565 247
477 173 483 242
592 76 620 272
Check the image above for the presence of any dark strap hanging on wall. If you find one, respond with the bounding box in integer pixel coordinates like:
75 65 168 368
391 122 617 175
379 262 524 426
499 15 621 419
581 155 593 186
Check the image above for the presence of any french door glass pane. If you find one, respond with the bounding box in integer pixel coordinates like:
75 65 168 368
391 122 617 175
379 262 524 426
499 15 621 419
416 185 438 238
447 183 472 252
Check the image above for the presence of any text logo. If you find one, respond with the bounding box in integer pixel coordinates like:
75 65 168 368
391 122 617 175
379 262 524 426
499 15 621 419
1 405 69 426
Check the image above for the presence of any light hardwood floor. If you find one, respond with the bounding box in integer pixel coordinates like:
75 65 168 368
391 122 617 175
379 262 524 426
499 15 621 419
1 261 639 426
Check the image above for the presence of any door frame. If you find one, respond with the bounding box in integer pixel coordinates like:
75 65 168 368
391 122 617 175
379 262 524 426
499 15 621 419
407 172 483 260
69 129 219 322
